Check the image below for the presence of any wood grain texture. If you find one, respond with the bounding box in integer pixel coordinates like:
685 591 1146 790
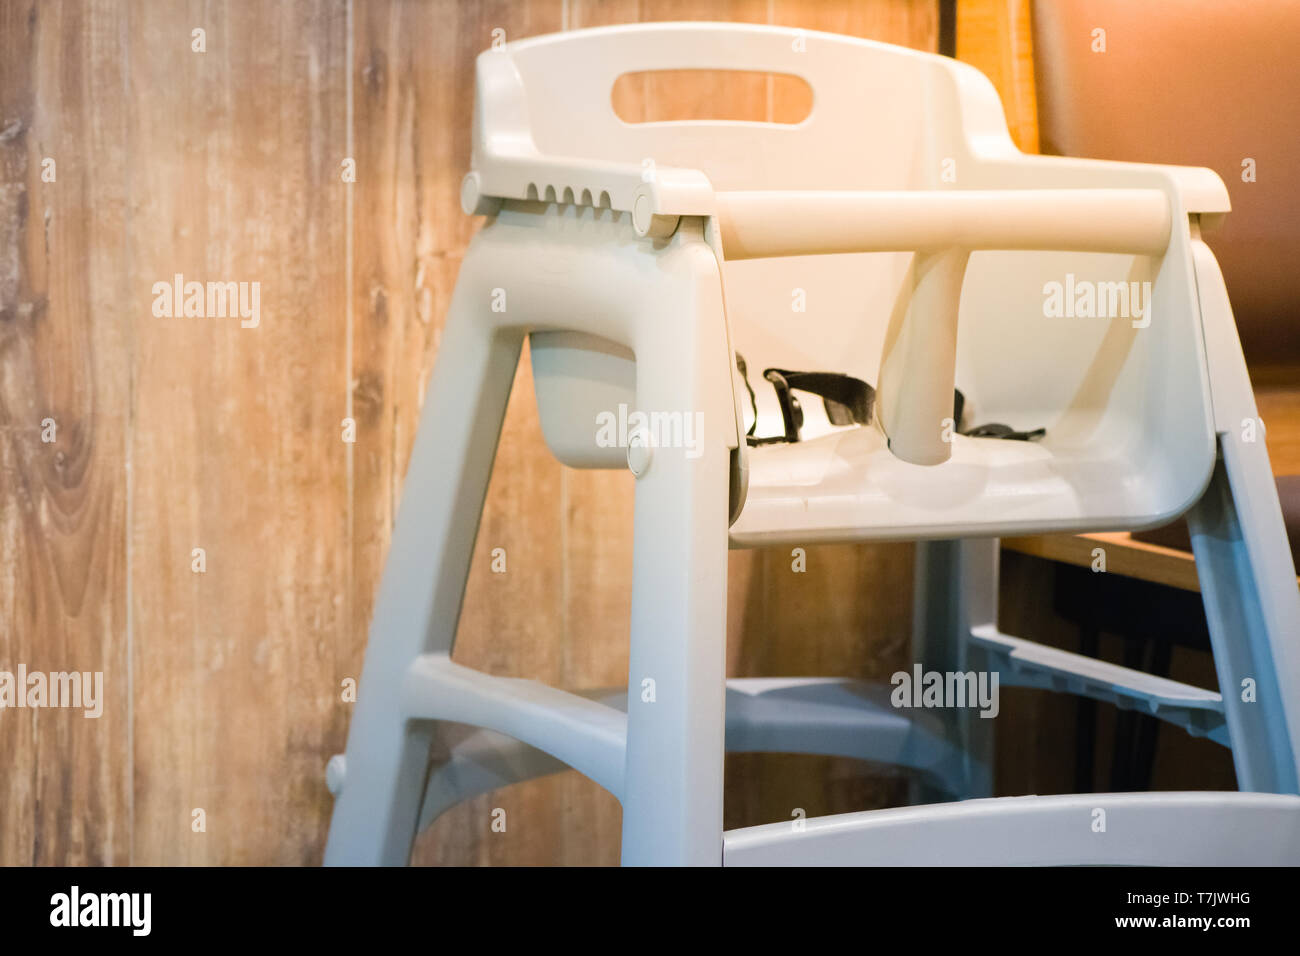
0 0 132 866
126 0 349 864
1255 366 1300 478
956 0 1038 153
1003 532 1204 592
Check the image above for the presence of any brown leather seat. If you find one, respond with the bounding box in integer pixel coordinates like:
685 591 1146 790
1032 0 1300 564
1032 0 1300 365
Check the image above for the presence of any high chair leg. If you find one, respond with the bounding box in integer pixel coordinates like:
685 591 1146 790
1189 450 1300 792
618 240 735 866
618 434 731 865
1187 237 1300 793
912 539 997 801
324 267 525 865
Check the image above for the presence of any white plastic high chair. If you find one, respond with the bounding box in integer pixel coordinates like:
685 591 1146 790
324 22 1300 866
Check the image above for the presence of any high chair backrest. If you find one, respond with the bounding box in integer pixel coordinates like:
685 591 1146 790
469 23 1222 530
468 22 963 401
474 22 949 195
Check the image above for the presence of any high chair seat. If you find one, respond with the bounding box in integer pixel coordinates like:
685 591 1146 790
325 21 1300 867
732 426 1202 546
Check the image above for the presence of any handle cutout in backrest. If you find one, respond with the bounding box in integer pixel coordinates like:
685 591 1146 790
611 70 813 125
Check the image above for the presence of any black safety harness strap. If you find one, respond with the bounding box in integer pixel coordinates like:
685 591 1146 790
736 353 1045 447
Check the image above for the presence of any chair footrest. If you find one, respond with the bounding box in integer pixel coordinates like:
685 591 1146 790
402 655 628 799
406 673 974 829
969 624 1227 744
723 678 967 791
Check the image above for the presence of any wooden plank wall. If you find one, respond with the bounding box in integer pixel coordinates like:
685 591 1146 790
0 0 132 866
956 0 1037 152
2 0 1040 865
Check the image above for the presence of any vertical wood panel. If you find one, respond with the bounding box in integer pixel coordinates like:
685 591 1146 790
956 0 1038 152
127 0 349 864
0 0 131 866
345 0 575 867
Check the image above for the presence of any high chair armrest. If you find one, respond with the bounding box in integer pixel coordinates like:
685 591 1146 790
710 188 1172 260
461 157 714 233
967 154 1231 217
704 185 1181 466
